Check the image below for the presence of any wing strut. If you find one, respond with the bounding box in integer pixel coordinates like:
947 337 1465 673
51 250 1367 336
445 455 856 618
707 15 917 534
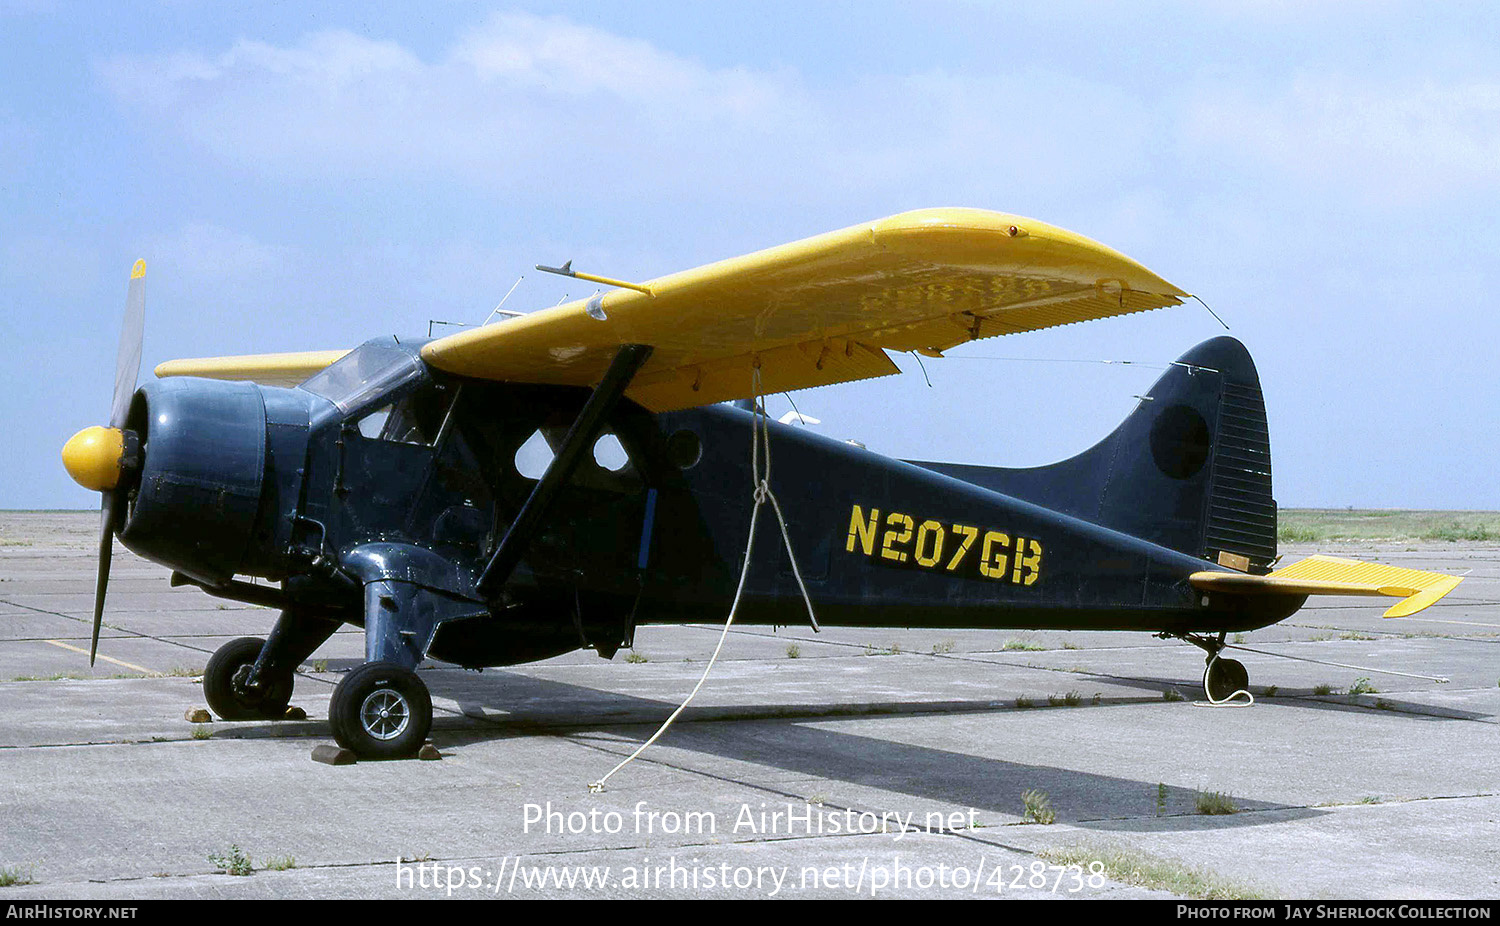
476 343 654 600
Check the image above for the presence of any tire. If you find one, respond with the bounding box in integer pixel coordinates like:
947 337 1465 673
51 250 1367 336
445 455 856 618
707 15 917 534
1203 656 1250 702
204 636 293 720
329 661 432 759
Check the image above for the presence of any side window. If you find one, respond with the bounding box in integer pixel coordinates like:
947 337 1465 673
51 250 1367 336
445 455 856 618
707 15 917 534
351 392 442 446
511 427 640 491
514 430 556 479
355 405 392 439
593 433 630 472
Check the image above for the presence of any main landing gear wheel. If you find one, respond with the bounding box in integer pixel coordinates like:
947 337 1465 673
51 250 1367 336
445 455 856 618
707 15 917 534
1203 656 1249 702
329 661 432 759
204 636 293 720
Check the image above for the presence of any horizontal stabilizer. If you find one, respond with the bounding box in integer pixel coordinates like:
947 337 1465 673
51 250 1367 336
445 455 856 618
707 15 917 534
1190 555 1463 618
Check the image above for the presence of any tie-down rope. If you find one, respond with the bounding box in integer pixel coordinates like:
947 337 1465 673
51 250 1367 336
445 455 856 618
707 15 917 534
589 369 819 792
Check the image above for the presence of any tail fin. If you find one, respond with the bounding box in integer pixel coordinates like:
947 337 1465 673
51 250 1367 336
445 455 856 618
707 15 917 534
913 336 1277 573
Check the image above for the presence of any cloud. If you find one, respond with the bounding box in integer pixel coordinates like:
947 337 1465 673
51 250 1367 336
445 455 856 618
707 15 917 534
96 11 1177 212
96 13 825 199
1182 76 1500 205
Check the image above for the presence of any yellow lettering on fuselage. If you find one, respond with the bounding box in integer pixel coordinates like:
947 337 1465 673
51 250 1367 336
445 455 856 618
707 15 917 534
843 505 1044 586
1012 537 1043 586
881 511 915 562
846 505 880 555
979 530 1009 579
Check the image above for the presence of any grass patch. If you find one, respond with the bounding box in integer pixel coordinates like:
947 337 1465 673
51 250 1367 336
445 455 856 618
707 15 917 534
1162 688 1185 702
208 844 253 876
1002 639 1046 652
1279 508 1500 542
0 865 35 887
158 665 205 678
1047 690 1083 707
1014 695 1034 709
623 651 648 664
1039 846 1271 900
931 641 955 654
262 855 296 871
1021 789 1055 824
1313 683 1335 696
1340 632 1376 641
785 643 800 659
1422 522 1496 542
1348 677 1378 696
192 726 213 740
1195 790 1239 815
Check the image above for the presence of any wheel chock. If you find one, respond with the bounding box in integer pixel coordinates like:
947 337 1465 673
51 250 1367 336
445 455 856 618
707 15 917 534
311 744 357 766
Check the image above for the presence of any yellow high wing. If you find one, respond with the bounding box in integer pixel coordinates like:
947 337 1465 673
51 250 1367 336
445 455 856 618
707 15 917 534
153 208 1186 404
420 207 1188 411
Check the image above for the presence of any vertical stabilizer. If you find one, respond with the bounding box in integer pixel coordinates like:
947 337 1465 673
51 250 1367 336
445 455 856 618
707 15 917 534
912 337 1277 573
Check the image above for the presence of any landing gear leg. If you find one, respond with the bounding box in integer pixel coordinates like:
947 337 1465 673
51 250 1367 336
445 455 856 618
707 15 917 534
328 579 440 759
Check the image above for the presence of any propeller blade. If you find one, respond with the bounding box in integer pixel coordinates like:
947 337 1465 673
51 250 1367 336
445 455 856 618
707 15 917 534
93 259 145 664
109 260 146 429
91 496 116 666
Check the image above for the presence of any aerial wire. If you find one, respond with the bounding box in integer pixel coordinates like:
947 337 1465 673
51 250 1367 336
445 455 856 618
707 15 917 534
479 275 527 326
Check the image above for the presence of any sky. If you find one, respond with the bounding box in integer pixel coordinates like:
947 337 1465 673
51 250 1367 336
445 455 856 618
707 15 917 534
2 1 1498 510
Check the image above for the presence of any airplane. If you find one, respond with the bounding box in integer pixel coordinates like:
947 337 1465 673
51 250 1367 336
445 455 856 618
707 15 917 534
60 208 1464 760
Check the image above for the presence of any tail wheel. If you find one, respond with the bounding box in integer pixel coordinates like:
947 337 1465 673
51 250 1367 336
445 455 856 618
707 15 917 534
204 636 293 720
1203 656 1249 702
329 661 432 759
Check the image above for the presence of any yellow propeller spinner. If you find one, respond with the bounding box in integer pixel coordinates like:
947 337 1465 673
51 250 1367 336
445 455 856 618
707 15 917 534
62 425 126 492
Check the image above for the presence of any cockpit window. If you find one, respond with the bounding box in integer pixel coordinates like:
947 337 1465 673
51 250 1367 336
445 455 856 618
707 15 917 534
356 405 393 439
300 343 426 416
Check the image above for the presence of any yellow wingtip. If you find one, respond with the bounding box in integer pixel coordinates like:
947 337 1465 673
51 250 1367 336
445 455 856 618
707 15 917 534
131 259 146 280
1382 575 1464 618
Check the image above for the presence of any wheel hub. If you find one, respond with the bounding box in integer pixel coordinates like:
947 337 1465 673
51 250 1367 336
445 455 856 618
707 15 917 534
229 663 264 702
359 688 410 741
